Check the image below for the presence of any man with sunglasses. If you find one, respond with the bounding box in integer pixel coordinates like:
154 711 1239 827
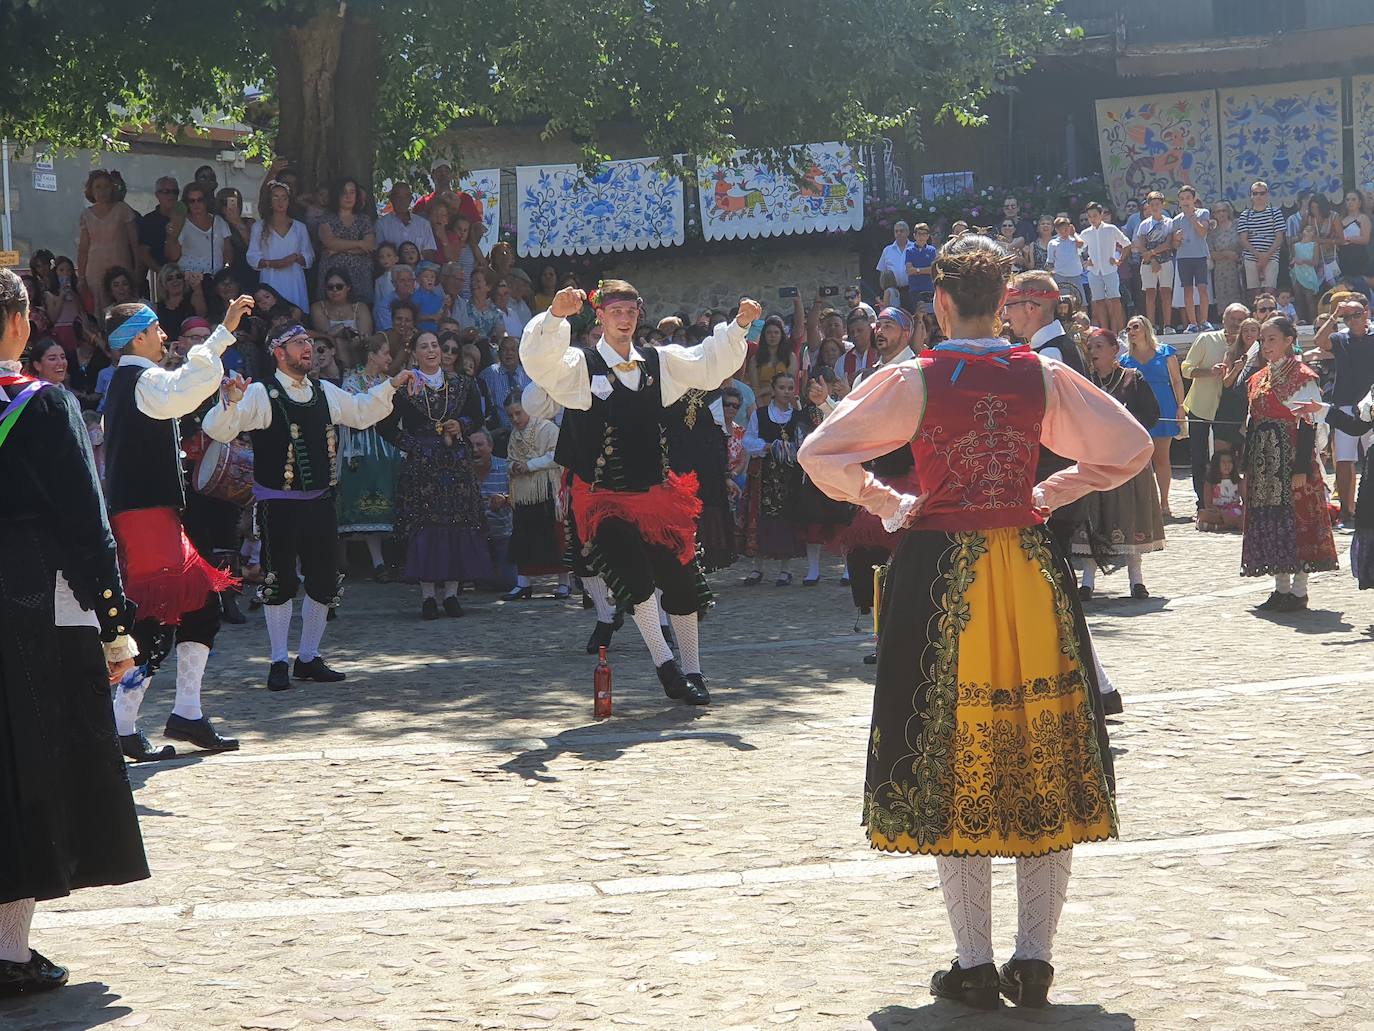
1237 181 1286 302
138 176 180 281
521 281 759 706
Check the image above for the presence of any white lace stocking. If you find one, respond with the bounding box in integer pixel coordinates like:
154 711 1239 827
935 855 994 968
1014 849 1073 963
0 898 35 963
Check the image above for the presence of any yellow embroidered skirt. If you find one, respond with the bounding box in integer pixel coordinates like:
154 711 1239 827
863 525 1118 858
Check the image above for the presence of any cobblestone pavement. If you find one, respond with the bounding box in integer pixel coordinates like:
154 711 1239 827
7 473 1374 1031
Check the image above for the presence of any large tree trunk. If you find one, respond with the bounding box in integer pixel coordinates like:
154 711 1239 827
271 8 379 195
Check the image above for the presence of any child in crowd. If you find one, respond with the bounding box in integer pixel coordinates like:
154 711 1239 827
373 242 400 311
878 270 901 310
1290 226 1322 322
413 261 446 332
1276 289 1298 323
1197 450 1244 532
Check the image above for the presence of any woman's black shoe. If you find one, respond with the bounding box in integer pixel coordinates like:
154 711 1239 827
1255 591 1284 611
1078 585 1092 602
998 958 1054 1008
0 949 69 997
442 595 464 618
1131 583 1150 599
929 959 1000 1010
422 597 440 620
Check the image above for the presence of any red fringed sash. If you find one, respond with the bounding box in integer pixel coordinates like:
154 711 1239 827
111 507 239 625
571 473 703 566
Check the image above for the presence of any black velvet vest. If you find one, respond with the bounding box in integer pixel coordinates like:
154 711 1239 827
554 348 670 491
103 363 185 515
248 379 336 491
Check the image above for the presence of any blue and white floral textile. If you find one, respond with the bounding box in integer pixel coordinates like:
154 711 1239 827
516 158 684 257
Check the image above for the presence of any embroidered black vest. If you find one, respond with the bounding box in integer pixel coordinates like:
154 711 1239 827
248 380 337 491
103 363 186 515
554 348 670 492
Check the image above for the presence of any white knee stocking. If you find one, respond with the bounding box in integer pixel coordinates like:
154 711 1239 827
1079 559 1097 590
172 641 209 721
265 600 293 663
0 898 35 963
935 855 994 969
806 543 822 580
656 588 669 628
1127 553 1144 587
112 665 150 736
443 581 460 598
631 596 674 666
298 597 329 663
365 534 385 568
584 575 616 622
1292 571 1309 598
1014 849 1073 963
669 613 700 675
1276 572 1292 593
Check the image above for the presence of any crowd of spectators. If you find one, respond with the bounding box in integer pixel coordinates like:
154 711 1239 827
13 166 1374 594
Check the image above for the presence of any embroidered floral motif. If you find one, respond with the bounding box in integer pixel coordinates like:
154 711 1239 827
919 392 1036 512
863 527 1118 856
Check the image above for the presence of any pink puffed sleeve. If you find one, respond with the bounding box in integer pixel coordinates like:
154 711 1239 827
797 362 924 520
1036 357 1153 512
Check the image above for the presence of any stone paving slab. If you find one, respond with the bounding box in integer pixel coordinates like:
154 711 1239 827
5 472 1374 1030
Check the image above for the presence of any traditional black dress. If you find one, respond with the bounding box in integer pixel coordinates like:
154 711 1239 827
753 403 808 559
665 388 736 571
381 371 492 584
0 372 149 904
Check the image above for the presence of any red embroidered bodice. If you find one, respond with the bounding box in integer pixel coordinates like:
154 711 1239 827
908 346 1047 531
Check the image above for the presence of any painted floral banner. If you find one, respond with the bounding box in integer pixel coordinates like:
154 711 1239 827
1218 79 1343 206
516 158 684 257
454 168 500 247
1352 76 1374 193
1095 90 1222 212
696 143 864 240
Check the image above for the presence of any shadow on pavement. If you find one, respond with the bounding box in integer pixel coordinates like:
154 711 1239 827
868 1000 1136 1029
0 980 131 1029
498 708 757 782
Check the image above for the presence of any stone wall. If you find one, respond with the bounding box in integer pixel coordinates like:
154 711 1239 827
594 243 860 321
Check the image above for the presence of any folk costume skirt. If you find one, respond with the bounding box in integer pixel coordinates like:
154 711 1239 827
863 525 1118 859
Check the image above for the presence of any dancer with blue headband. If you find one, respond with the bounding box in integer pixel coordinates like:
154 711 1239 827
103 294 256 762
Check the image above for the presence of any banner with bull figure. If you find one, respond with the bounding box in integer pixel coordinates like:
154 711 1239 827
696 142 864 241
1095 90 1222 212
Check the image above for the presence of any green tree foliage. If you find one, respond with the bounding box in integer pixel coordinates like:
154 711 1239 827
0 0 1071 188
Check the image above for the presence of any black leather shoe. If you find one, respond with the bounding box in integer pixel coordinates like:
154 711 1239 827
1286 593 1309 611
294 656 346 682
585 620 617 654
267 660 291 691
863 652 877 665
0 949 69 998
1131 583 1150 599
1255 591 1284 611
930 959 1000 1011
1101 689 1124 716
164 714 239 753
999 958 1054 1008
682 672 711 705
422 597 440 620
656 659 688 700
1079 585 1093 602
220 591 247 625
442 595 464 618
119 731 176 763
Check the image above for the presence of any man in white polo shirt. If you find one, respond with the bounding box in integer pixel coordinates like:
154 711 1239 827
1080 201 1131 333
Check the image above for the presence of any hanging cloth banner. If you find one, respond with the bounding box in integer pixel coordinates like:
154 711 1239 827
696 142 864 241
1354 75 1374 193
1218 78 1343 207
516 158 685 257
453 168 501 248
1094 90 1222 213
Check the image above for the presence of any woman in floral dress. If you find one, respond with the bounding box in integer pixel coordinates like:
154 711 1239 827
380 331 491 618
1241 315 1337 612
